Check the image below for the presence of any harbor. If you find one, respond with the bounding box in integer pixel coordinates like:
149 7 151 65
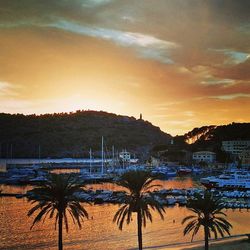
1 159 250 209
1 175 250 250
1 155 250 250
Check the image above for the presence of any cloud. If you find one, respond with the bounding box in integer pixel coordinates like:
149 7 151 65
81 0 113 8
0 18 179 64
200 78 235 86
0 81 20 96
0 99 31 112
212 59 250 80
210 93 250 100
45 20 179 64
211 49 250 65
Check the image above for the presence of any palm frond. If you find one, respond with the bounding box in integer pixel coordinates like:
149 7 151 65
182 215 196 225
28 173 89 232
182 190 232 243
113 170 165 231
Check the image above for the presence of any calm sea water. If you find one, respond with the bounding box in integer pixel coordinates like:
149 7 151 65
0 177 250 250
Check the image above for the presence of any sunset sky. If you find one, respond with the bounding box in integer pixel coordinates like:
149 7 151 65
0 0 249 135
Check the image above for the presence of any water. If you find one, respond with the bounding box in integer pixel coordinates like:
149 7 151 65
1 178 250 250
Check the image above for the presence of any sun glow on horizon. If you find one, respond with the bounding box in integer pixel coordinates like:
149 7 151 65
0 1 249 135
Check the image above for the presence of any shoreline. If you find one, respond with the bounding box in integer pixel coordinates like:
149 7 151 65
183 237 250 250
141 235 250 250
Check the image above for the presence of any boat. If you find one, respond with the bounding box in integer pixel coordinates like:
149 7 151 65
29 176 48 184
177 167 192 175
191 167 203 175
152 167 177 178
201 170 250 190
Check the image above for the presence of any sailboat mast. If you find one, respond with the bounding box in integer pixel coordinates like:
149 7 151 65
101 136 104 174
89 148 92 175
38 144 41 165
112 145 115 167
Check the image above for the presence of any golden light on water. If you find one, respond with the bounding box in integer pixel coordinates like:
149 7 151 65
1 178 250 249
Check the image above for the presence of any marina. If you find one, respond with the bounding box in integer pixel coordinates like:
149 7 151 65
0 176 250 250
201 170 250 190
1 162 250 209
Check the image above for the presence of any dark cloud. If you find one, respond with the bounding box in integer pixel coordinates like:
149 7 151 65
213 59 250 80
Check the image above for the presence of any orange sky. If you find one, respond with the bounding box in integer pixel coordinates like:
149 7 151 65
0 0 249 135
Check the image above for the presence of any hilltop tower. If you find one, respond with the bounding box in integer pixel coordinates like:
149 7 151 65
139 113 142 120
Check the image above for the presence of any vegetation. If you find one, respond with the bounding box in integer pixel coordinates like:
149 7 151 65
152 123 250 163
27 173 89 250
0 110 171 158
184 123 250 152
113 170 165 250
182 191 232 250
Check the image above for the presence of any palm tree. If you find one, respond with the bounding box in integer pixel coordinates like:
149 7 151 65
182 191 232 250
113 170 165 250
27 173 89 250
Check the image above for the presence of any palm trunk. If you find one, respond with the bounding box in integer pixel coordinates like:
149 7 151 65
204 225 209 250
58 211 63 250
137 210 143 250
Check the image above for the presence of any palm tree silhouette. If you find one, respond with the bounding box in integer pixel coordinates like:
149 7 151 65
182 190 232 250
113 170 165 250
27 173 89 250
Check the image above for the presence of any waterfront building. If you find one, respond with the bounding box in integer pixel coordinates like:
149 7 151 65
240 147 250 167
119 150 131 162
192 151 216 163
222 140 250 157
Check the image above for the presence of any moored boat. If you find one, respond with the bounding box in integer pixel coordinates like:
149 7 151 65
177 167 192 176
200 170 250 190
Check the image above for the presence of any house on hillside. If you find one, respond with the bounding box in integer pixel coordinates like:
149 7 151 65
119 150 131 162
240 147 250 167
222 140 250 158
192 151 216 163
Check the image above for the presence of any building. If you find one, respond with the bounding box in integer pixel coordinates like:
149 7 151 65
192 151 216 163
240 147 250 167
0 160 7 172
222 140 250 157
119 150 131 162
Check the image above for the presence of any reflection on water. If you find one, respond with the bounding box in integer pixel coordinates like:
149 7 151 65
50 168 81 174
87 177 200 191
0 184 33 194
0 178 250 250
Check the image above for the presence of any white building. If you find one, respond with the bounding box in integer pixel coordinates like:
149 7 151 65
240 147 250 167
192 151 216 163
119 150 131 162
222 140 250 156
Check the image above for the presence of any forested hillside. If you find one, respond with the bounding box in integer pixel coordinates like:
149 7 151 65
0 111 171 158
183 123 250 161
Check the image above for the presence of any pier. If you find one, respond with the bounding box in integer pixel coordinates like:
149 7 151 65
0 158 112 165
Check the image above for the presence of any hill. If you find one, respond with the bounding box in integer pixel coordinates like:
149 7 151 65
182 123 250 162
183 123 250 148
0 110 171 158
150 123 250 163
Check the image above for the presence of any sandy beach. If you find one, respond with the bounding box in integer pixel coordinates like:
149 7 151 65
185 239 250 250
184 238 250 250
144 235 250 250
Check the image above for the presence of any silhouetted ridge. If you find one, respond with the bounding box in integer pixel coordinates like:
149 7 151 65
0 110 171 158
183 123 250 145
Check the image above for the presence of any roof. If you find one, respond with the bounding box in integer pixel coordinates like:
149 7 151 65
193 151 216 155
